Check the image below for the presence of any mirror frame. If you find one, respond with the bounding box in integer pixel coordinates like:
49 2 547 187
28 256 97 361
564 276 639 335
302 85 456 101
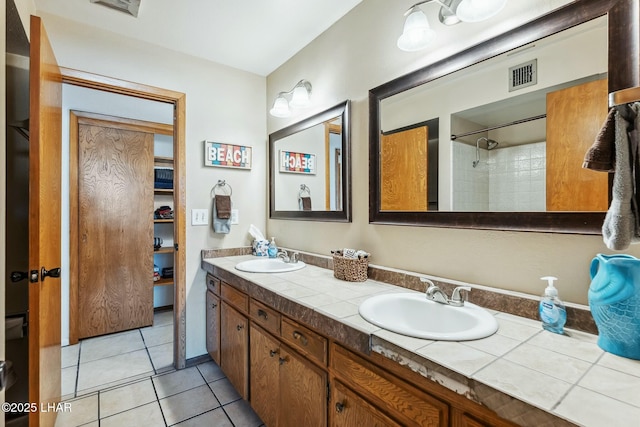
369 0 638 234
270 100 352 222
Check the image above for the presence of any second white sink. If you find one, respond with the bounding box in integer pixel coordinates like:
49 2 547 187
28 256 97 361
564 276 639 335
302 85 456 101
359 292 498 341
235 258 306 273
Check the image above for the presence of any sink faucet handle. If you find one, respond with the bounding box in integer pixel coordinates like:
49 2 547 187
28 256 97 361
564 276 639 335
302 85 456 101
420 277 435 288
290 252 299 263
450 286 472 306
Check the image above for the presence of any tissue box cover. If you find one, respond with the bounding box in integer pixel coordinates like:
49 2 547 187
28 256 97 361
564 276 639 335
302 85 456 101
252 239 270 257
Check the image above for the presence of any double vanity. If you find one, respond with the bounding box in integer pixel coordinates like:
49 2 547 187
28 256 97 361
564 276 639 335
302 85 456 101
202 250 640 427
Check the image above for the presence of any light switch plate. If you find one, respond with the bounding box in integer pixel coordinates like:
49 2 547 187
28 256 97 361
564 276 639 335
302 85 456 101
191 209 209 226
231 209 239 225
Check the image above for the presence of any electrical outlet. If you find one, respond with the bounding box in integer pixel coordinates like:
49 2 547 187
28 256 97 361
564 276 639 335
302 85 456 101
231 209 239 225
191 209 209 226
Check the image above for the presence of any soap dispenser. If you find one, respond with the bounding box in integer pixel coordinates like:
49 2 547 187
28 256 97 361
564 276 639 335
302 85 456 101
268 237 278 258
539 276 567 334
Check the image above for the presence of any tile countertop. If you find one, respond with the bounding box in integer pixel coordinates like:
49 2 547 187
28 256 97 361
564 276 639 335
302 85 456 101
202 255 640 427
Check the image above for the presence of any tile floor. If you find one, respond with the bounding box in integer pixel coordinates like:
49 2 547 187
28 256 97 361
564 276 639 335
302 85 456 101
56 310 264 427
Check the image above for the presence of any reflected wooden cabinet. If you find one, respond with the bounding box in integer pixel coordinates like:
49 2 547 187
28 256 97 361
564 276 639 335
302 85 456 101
221 301 249 399
250 323 327 427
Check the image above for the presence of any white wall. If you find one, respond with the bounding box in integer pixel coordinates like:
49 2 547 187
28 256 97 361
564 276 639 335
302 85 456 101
39 13 267 358
266 0 639 305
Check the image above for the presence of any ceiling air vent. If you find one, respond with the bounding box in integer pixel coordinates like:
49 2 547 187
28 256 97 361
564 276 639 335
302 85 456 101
508 59 537 92
90 0 141 17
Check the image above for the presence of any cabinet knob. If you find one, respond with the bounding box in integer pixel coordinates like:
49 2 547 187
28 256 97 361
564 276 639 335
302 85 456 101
292 330 309 346
278 357 288 366
257 309 268 320
211 303 217 309
269 349 279 357
236 324 245 331
335 401 346 413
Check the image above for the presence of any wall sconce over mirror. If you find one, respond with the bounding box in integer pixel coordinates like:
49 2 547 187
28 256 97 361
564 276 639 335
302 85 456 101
270 100 351 222
398 0 507 51
270 80 313 118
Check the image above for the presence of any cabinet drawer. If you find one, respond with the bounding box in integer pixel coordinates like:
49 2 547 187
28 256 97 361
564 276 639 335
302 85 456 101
206 274 221 296
221 282 249 313
281 317 327 366
250 300 280 335
331 344 448 427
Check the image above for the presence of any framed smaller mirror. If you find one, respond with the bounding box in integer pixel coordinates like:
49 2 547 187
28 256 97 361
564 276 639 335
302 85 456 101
270 100 351 221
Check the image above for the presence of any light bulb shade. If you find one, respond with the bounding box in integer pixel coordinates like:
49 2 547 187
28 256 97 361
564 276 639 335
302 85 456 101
455 0 507 23
397 7 435 52
269 96 291 118
290 82 311 108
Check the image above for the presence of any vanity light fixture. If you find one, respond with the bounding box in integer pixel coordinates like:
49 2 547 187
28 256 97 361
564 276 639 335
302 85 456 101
397 0 507 51
90 0 141 17
269 80 313 118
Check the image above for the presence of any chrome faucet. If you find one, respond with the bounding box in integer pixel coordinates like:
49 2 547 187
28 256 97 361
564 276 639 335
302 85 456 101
277 250 290 263
290 252 299 263
421 278 471 306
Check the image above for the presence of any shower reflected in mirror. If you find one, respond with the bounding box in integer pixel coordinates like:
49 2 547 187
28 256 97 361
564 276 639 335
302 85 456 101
472 137 499 168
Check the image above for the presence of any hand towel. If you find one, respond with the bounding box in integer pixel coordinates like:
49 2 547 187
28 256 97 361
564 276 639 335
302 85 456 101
583 107 616 172
215 195 232 219
299 196 312 211
213 196 231 234
602 107 639 250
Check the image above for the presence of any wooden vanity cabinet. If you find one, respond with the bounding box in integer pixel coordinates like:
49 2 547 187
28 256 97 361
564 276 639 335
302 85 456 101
221 301 249 399
250 322 327 427
205 274 221 364
331 380 402 427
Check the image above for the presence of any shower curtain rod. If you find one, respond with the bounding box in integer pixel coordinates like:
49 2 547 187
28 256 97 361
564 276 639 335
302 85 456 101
450 113 546 140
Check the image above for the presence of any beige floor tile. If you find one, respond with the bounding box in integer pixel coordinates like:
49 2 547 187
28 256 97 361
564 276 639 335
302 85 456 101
209 378 240 405
159 384 219 425
174 407 233 427
196 361 225 383
224 399 263 427
76 349 153 392
153 309 174 326
62 344 80 368
100 401 165 427
141 324 173 347
80 330 145 364
61 366 77 398
99 378 157 418
152 366 205 399
148 342 174 373
54 394 98 427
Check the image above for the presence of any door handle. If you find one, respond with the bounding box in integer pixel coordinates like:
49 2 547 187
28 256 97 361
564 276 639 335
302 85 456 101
41 267 61 281
10 271 28 282
11 270 39 283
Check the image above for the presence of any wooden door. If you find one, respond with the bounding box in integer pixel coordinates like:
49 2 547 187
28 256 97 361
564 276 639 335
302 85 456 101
29 15 62 427
331 380 401 427
76 114 154 338
249 324 280 427
279 345 327 427
220 302 249 399
546 78 609 211
206 290 221 364
380 126 428 211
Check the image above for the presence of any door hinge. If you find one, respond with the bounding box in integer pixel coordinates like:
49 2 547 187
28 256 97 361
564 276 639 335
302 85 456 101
174 243 179 251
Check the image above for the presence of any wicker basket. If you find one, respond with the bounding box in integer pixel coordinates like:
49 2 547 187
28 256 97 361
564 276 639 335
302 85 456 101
332 255 369 282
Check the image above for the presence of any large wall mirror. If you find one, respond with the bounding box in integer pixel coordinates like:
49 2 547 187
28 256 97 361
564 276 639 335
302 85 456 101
370 0 638 233
270 100 351 221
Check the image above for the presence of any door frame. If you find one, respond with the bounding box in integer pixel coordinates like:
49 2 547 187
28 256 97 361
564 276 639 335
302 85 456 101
61 67 187 369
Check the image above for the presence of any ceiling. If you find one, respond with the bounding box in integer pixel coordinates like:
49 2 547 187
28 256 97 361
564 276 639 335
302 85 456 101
34 0 363 76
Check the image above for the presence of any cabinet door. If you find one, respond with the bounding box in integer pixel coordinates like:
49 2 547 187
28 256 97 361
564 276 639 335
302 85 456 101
249 324 280 427
221 301 249 399
332 380 401 427
206 290 221 364
279 345 327 427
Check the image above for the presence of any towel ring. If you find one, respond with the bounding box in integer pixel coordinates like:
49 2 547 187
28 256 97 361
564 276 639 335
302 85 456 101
211 180 233 197
299 184 311 198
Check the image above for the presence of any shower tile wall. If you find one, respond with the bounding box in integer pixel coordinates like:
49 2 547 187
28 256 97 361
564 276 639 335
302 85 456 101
452 141 546 211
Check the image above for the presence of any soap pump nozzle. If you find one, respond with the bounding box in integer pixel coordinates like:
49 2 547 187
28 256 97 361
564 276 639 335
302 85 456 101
541 276 558 297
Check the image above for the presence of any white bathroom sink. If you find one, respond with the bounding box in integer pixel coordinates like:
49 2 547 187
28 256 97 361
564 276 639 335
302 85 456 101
359 292 498 341
235 258 306 273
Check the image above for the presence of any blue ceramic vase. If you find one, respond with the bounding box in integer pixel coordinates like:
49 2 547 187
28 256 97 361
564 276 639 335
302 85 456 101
589 254 640 360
